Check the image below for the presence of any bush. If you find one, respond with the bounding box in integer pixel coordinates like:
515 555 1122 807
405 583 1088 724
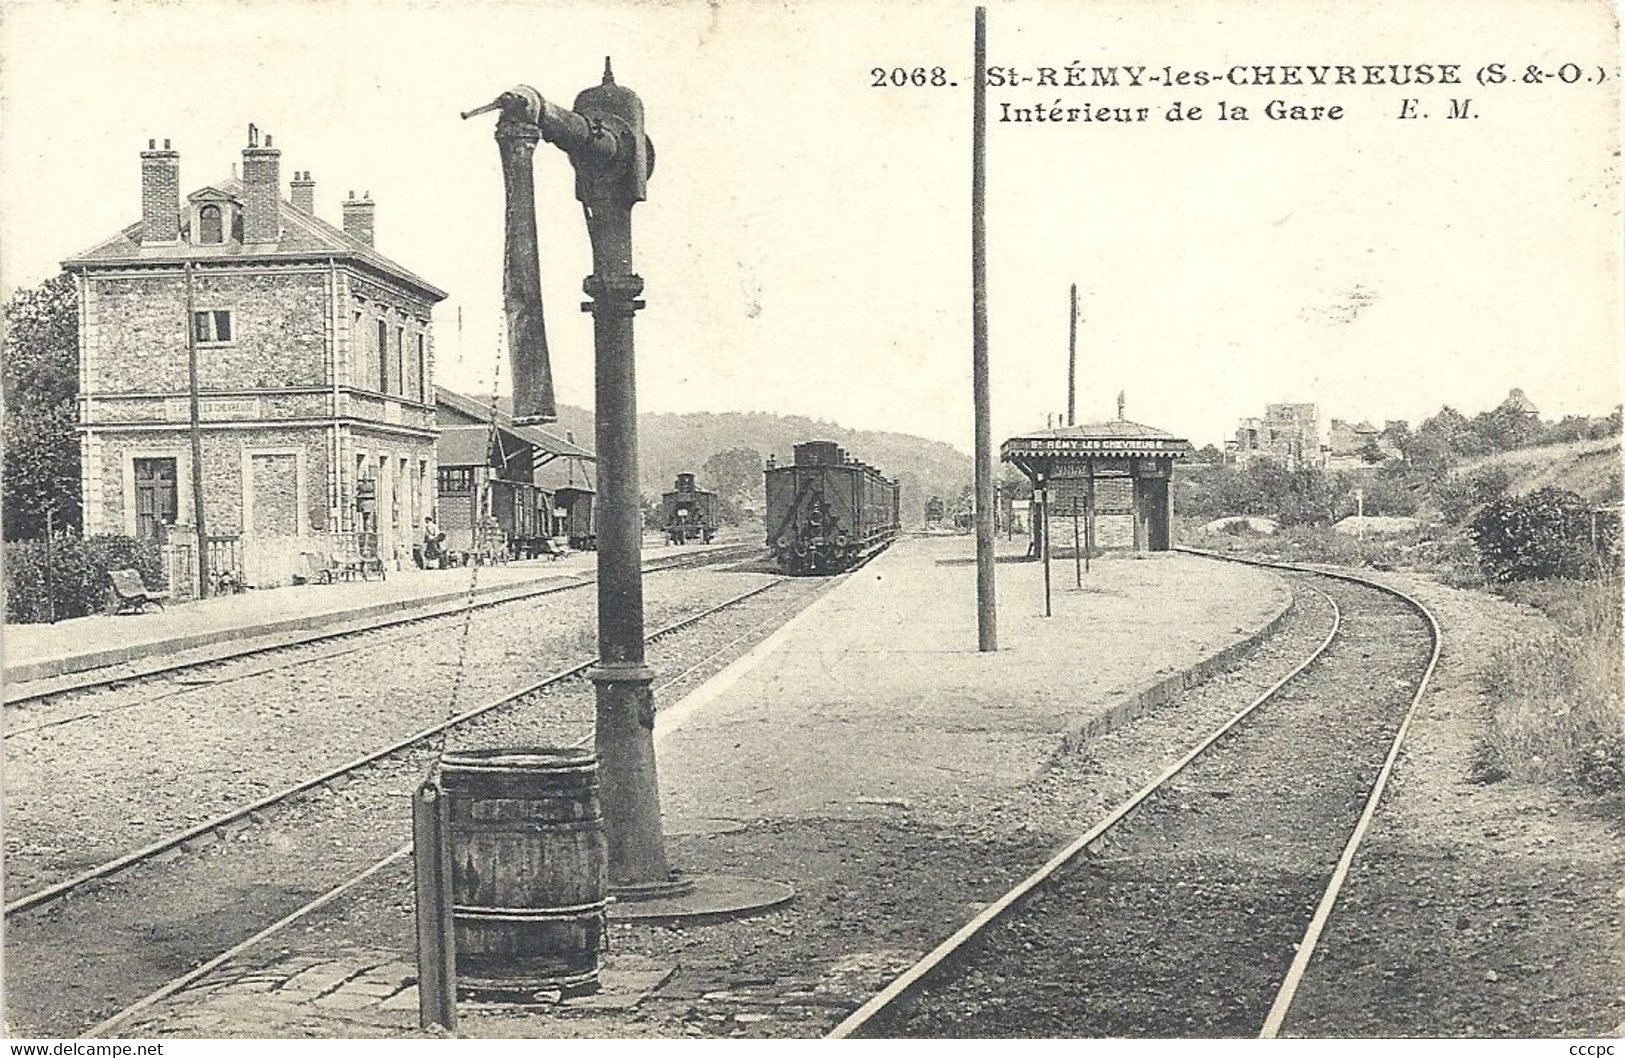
1434 466 1512 524
1468 487 1611 582
1478 578 1623 793
3 533 166 623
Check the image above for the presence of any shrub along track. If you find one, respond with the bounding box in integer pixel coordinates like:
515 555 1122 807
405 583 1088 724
837 558 1440 1038
5 572 837 1039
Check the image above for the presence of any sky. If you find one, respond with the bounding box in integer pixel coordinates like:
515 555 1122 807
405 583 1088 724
1 0 1619 452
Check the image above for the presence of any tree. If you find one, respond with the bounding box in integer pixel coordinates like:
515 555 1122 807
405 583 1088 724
700 447 763 525
701 447 762 496
3 274 81 540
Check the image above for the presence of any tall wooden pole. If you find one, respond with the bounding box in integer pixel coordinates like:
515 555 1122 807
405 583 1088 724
972 6 997 652
1067 283 1078 426
185 263 211 599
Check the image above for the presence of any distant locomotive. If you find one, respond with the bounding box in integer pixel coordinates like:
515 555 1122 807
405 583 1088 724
661 473 718 544
764 441 900 574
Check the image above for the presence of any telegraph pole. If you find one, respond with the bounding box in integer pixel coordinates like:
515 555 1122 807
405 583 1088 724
184 262 211 599
972 6 997 652
1067 283 1078 427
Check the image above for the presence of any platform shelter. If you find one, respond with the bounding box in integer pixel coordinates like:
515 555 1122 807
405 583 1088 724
1001 420 1193 554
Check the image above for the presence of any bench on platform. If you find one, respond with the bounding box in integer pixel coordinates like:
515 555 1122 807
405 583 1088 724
109 568 169 614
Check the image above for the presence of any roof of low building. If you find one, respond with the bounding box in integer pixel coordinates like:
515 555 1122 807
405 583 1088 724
435 386 594 460
62 177 447 301
437 425 497 468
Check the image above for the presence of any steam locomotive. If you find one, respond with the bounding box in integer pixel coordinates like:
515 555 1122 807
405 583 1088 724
764 441 900 574
661 473 717 544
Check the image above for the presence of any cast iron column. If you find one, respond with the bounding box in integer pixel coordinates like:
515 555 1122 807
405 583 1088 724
465 67 670 893
583 212 671 892
565 67 675 895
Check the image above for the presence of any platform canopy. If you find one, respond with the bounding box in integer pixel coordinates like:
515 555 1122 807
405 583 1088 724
1002 419 1193 554
1000 420 1194 464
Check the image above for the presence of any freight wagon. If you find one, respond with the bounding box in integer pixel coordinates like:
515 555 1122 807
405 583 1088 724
661 474 717 544
763 441 900 574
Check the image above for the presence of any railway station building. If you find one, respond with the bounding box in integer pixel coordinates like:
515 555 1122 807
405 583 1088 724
1001 419 1193 552
67 131 447 590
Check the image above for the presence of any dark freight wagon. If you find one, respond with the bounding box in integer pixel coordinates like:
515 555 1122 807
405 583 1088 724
763 440 900 574
661 474 717 544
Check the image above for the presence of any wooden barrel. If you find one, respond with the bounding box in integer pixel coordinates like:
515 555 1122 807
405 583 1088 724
439 747 607 995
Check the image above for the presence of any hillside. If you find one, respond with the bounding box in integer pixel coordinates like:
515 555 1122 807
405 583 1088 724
1453 435 1622 503
505 401 974 524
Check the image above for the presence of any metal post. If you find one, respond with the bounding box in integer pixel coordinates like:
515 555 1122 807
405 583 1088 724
413 778 457 1032
1073 505 1082 587
1039 483 1052 617
585 208 672 893
44 507 56 624
971 5 997 652
184 263 211 599
519 66 682 897
1067 283 1078 427
1084 468 1094 573
1085 490 1093 574
464 70 800 921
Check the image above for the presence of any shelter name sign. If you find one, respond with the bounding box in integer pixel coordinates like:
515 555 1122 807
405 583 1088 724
1008 437 1177 451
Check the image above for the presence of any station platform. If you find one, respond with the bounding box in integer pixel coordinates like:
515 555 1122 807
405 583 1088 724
656 535 1293 821
1 539 742 689
106 534 1294 1038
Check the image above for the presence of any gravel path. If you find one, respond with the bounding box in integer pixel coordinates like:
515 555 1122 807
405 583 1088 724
1279 569 1625 1038
4 570 775 898
4 574 832 1038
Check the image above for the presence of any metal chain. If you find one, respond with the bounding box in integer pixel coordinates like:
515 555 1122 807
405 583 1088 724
437 299 507 755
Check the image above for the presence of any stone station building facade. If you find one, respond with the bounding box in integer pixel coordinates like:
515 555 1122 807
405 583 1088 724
66 132 447 589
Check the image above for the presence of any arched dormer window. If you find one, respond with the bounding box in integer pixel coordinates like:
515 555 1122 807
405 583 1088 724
198 205 223 244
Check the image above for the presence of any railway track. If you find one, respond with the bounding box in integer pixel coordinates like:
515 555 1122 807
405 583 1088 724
3 542 762 714
4 573 784 919
830 554 1441 1039
7 572 837 1038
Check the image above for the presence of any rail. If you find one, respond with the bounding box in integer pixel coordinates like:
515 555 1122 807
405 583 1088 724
828 551 1441 1039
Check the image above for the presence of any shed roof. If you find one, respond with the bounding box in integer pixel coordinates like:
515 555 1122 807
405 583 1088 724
435 386 594 460
437 425 496 468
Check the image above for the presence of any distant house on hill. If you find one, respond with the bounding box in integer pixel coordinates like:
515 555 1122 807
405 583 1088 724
1226 402 1323 470
1326 418 1401 467
1501 387 1539 417
67 130 446 590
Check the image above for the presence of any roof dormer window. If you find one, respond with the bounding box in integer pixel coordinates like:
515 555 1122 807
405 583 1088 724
198 204 223 244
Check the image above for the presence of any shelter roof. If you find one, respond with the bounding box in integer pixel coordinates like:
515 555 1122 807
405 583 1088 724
1001 420 1194 462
